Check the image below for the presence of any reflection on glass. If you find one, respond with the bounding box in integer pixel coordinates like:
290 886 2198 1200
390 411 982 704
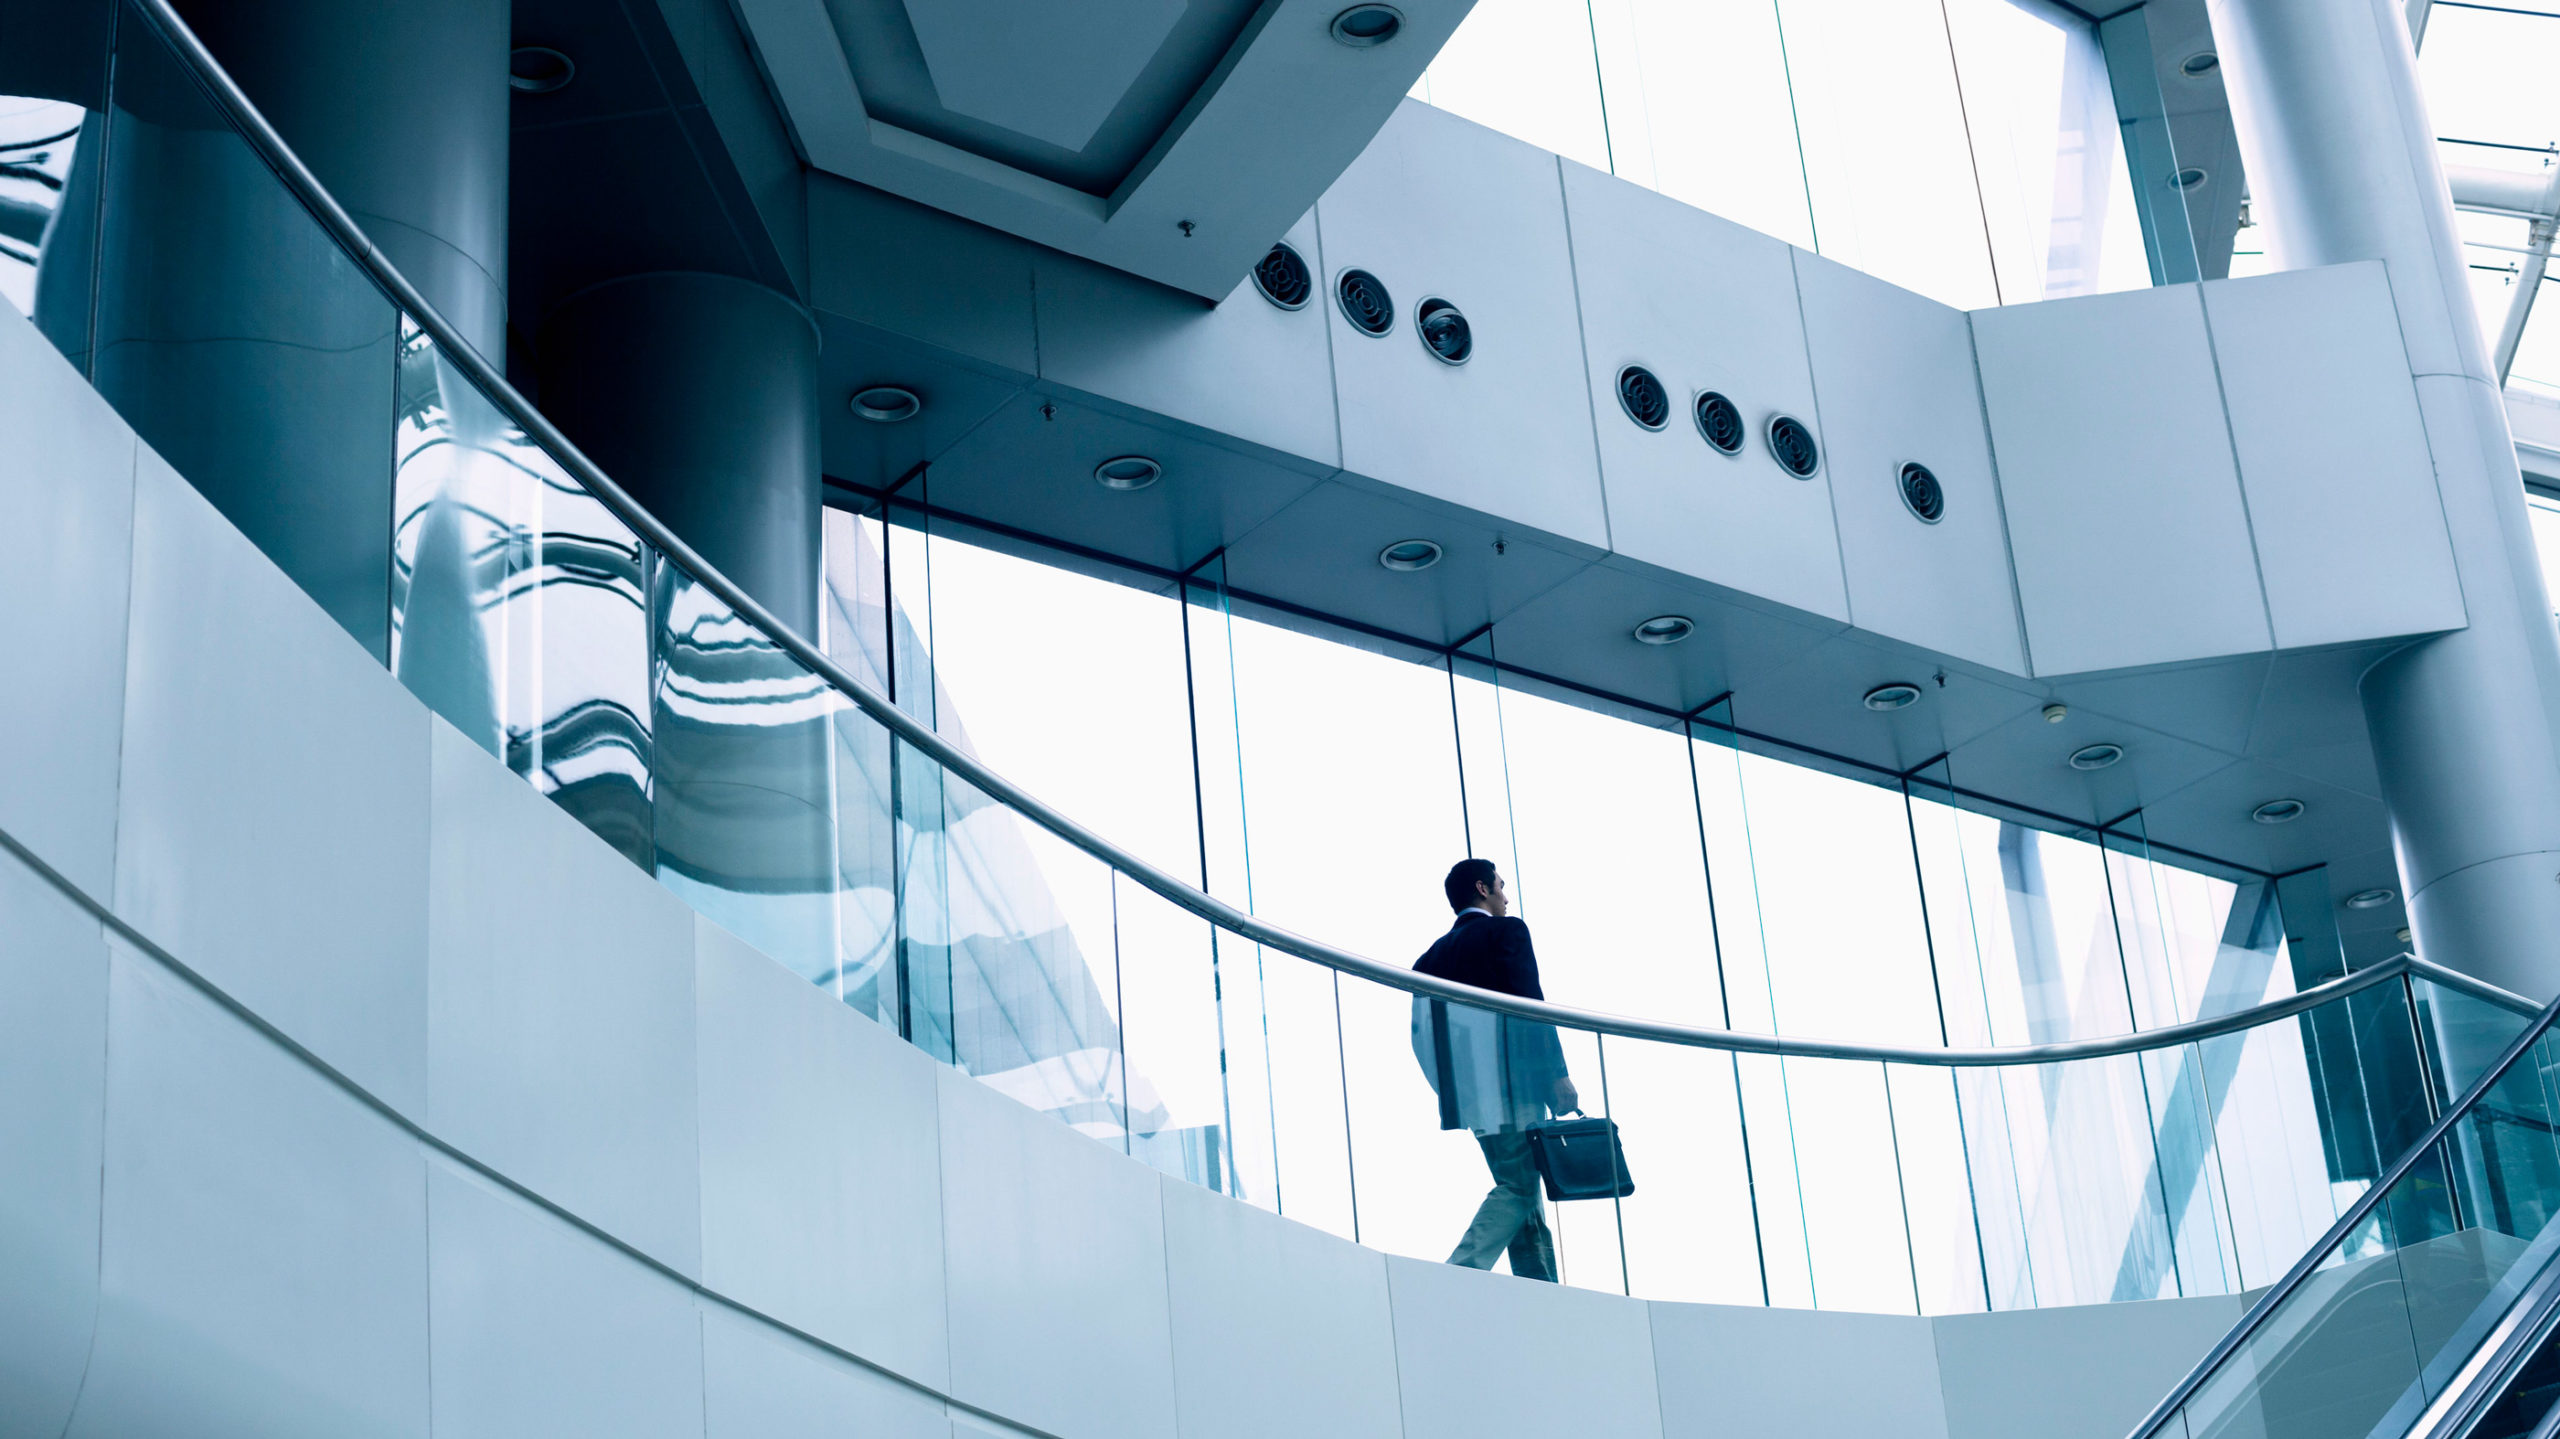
652 561 842 980
0 94 91 329
393 318 653 866
2165 1026 2560 1439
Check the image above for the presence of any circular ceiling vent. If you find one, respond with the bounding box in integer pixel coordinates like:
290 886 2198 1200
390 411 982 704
2251 797 2307 825
509 45 576 93
1378 538 1442 571
1632 615 1694 645
1617 366 1670 430
1093 455 1162 491
1768 415 1820 478
2068 742 2124 771
1415 298 1472 365
849 385 921 423
1336 269 1394 336
1252 243 1312 310
2345 887 2397 910
1864 681 1923 712
1898 462 1945 523
2174 167 2210 190
1330 4 1404 46
1694 391 1745 455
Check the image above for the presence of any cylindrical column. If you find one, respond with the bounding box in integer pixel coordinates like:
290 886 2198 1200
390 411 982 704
77 0 511 661
534 272 823 634
175 0 511 355
2211 0 2560 999
536 271 835 977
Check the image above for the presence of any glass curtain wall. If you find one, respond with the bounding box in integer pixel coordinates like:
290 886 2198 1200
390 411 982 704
1405 0 2153 308
827 504 2437 1314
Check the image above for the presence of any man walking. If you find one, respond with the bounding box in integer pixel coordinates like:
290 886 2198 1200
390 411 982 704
1412 858 1577 1282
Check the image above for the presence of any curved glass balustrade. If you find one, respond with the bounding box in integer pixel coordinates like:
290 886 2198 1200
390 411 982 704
2133 993 2560 1439
16 0 2538 1321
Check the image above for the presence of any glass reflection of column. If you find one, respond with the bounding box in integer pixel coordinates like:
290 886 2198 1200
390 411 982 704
390 319 652 867
650 561 843 985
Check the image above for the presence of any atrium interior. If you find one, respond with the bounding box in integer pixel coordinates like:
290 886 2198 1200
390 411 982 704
10 0 2560 1436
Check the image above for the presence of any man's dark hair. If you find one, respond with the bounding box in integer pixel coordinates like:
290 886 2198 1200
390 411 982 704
1444 858 1498 913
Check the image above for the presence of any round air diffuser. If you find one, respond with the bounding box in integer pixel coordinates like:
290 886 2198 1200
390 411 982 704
1899 462 1945 523
1768 415 1820 478
1415 298 1472 365
1252 243 1312 310
1617 366 1670 430
1694 392 1745 454
1336 269 1393 336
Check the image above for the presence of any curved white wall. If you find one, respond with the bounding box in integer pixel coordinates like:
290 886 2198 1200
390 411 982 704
0 290 2246 1439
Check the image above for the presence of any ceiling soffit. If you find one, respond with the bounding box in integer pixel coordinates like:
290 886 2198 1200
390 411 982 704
736 0 1466 297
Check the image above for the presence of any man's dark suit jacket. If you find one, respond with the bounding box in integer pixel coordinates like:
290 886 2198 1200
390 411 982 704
1414 911 1568 1129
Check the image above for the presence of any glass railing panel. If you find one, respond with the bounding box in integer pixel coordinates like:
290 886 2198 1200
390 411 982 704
94 0 401 659
1891 1062 1993 1314
1386 978 1614 1288
1604 1034 1769 1305
392 318 654 867
1258 940 1357 1241
2158 1023 2560 1439
1114 871 1240 1194
2201 1017 2360 1291
911 763 1134 1154
650 558 843 983
1786 1055 1922 1312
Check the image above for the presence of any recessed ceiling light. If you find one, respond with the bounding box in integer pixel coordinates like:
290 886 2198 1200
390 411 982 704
2180 51 2219 77
2042 703 2069 724
2346 888 2397 910
1330 4 1404 47
1633 615 1694 646
2251 797 2306 825
2068 743 2124 771
849 385 921 423
1093 455 1162 491
2397 926 2414 943
2174 167 2210 190
1378 538 1442 572
509 45 575 94
1864 682 1923 711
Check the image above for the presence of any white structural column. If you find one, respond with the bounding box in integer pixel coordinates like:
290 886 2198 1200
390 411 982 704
2212 0 2560 997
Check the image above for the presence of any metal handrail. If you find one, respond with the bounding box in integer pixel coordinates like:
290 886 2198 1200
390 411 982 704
2126 989 2560 1439
123 0 2537 1071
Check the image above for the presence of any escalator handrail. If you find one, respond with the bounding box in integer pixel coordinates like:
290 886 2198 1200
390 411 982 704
119 0 2537 1071
2127 989 2560 1439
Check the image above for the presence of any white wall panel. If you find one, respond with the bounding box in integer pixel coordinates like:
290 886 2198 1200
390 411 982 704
1160 1176 1402 1439
426 1160 704 1439
1933 1294 2247 1439
1034 210 1342 472
1974 284 2273 675
697 917 949 1387
2202 262 2463 647
1318 102 1608 550
1652 1301 1947 1439
700 1306 950 1439
0 304 135 899
112 446 432 1115
937 1069 1178 1439
1386 1256 1663 1439
1561 163 1848 622
71 948 427 1439
426 721 702 1274
0 848 108 1439
1797 252 2025 672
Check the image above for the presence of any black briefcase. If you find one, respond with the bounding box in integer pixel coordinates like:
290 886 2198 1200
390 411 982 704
1524 1115 1634 1201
